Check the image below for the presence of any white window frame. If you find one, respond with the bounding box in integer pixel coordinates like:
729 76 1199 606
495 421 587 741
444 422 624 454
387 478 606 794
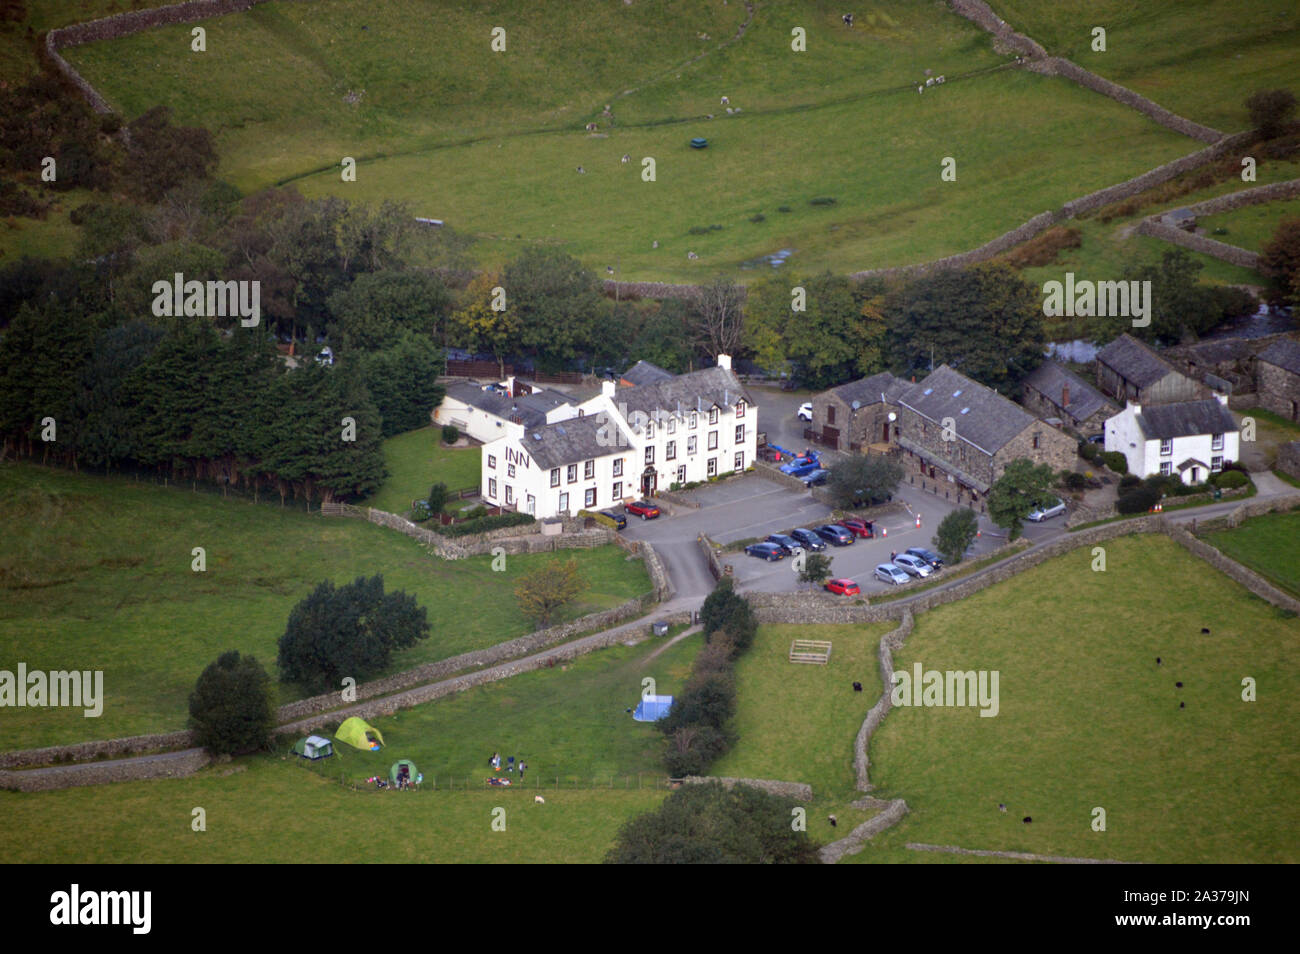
613 459 623 477
488 478 497 498
1211 433 1224 451
1159 462 1171 476
584 487 596 508
677 465 686 485
645 446 655 464
734 424 744 444
734 451 744 471
612 481 622 500
550 468 560 487
567 464 578 483
690 412 698 429
488 455 497 469
559 491 569 513
1160 439 1173 456
709 407 719 425
707 457 718 477
688 435 697 455
505 485 514 505
1211 456 1223 473
666 440 676 461
584 459 595 479
708 430 718 451
667 418 676 434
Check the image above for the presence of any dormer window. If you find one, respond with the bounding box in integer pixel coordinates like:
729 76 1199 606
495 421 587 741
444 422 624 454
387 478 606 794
709 407 719 425
736 401 745 419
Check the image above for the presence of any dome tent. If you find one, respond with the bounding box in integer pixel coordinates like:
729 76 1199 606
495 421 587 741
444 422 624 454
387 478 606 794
335 717 384 751
389 760 418 785
292 735 334 760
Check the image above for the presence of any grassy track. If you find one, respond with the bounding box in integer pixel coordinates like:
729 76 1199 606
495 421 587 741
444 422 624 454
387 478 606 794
0 462 650 748
1198 197 1300 253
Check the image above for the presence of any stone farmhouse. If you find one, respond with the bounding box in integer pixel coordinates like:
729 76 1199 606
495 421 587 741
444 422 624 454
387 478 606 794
1254 338 1300 422
1095 333 1209 406
478 356 756 518
807 371 909 452
808 365 1075 504
1105 395 1239 483
1021 360 1118 436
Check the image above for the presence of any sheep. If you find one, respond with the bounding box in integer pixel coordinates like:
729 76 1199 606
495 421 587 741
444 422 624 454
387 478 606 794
925 77 934 88
621 153 631 163
842 13 854 27
687 251 699 259
720 95 730 105
917 85 923 94
576 166 586 174
534 795 546 804
652 240 659 249
585 122 598 132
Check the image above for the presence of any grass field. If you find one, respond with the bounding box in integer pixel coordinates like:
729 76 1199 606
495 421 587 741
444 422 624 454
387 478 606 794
853 533 1300 864
0 462 650 749
0 627 701 863
1198 198 1300 253
364 426 481 515
56 0 1211 281
1204 509 1300 598
995 0 1300 133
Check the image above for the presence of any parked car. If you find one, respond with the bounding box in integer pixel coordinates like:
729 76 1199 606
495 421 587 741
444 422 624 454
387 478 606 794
839 518 874 538
1027 497 1067 522
625 500 661 520
825 578 861 596
875 563 910 585
801 468 830 487
765 533 804 557
744 542 786 562
892 553 933 578
600 510 628 530
905 546 944 569
790 528 827 552
814 524 854 546
797 402 813 422
780 456 821 478
1087 434 1105 445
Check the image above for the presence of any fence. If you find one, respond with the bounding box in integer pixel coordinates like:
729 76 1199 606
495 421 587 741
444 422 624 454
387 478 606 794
322 770 676 794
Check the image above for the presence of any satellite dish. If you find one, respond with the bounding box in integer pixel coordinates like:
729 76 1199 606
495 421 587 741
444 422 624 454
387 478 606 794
851 401 861 410
887 412 897 422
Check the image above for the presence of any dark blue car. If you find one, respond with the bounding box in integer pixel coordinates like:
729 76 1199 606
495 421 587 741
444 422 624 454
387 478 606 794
814 524 854 546
790 528 826 552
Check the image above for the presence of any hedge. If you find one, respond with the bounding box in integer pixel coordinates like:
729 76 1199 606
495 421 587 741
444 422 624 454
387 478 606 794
1212 469 1249 489
438 511 535 537
1100 451 1129 474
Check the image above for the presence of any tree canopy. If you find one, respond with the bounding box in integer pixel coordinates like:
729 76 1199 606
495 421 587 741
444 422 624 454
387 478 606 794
188 651 276 756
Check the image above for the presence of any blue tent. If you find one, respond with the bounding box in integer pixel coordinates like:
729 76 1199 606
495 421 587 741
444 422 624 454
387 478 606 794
633 695 674 722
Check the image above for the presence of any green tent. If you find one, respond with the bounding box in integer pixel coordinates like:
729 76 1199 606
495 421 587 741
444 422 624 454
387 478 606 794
389 759 418 785
335 717 384 751
291 735 334 760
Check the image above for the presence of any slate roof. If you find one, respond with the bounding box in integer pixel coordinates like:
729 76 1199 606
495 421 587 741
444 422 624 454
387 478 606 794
444 382 573 429
1096 334 1176 389
1181 338 1254 367
1023 361 1114 422
519 414 630 469
617 365 754 421
1256 338 1300 376
828 371 909 408
1135 399 1237 441
620 360 675 387
895 365 1038 455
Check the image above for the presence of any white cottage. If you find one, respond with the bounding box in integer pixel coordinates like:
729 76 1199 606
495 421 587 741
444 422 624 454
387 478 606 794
1104 395 1239 483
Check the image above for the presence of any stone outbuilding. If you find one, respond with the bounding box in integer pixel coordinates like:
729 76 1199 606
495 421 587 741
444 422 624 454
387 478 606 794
1254 338 1300 422
1095 333 1208 406
1021 360 1118 435
808 371 909 452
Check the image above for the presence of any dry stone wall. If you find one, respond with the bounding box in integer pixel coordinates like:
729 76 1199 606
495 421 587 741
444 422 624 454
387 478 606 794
1277 442 1300 482
680 776 814 800
0 748 209 792
1135 220 1260 269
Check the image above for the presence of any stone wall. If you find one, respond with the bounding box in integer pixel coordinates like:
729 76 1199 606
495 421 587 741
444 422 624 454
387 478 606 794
817 798 910 863
0 730 194 770
0 748 210 792
854 612 914 790
45 0 269 114
641 542 674 602
697 533 727 581
1255 360 1300 422
947 0 1047 59
1167 523 1300 613
1135 219 1260 269
1277 442 1300 481
680 776 814 800
753 460 813 493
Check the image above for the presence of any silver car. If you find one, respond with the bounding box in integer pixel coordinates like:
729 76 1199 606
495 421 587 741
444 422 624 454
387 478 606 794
1027 497 1067 522
892 553 932 578
874 563 910 585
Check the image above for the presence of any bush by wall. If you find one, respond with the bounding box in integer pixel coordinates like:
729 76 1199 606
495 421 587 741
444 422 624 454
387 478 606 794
1212 469 1249 489
1100 451 1129 474
438 511 535 537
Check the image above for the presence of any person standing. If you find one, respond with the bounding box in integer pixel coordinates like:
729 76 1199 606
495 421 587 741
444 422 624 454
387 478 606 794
518 761 527 783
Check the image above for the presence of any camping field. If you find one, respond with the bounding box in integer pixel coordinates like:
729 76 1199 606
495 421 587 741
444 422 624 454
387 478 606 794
55 0 1217 281
0 462 651 749
847 533 1300 864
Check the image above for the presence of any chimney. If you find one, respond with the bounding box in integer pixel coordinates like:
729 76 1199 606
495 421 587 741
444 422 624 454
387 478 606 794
1061 384 1070 409
717 353 732 371
601 379 616 399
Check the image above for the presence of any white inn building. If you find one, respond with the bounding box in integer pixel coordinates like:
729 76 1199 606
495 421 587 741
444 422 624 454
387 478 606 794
479 355 757 517
1104 395 1239 483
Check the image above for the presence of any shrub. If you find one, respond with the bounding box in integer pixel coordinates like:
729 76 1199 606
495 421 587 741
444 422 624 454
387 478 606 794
1118 474 1142 491
809 196 836 206
440 511 534 536
1117 484 1162 514
410 501 432 522
1100 451 1129 474
777 205 792 213
441 424 460 444
426 482 449 514
662 726 731 778
188 651 276 756
749 213 765 223
1078 440 1102 463
933 507 979 564
1060 470 1087 491
583 509 619 529
661 672 737 733
514 556 584 625
1213 469 1249 489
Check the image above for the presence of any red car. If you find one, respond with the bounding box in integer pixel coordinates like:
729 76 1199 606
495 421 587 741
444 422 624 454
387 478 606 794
625 500 661 520
825 578 861 596
838 518 874 539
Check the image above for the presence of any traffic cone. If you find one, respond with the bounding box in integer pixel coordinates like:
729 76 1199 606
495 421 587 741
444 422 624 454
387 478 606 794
882 526 887 537
915 514 921 528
